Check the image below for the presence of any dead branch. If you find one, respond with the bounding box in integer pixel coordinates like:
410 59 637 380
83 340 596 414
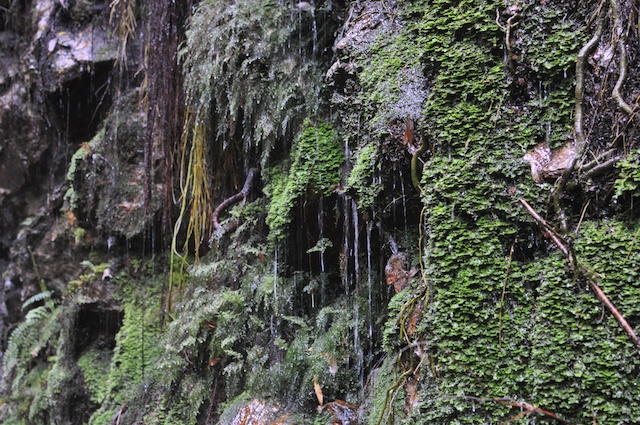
494 397 574 424
577 263 640 348
211 168 259 234
580 155 623 179
445 395 574 424
496 8 520 74
518 199 569 257
519 198 640 351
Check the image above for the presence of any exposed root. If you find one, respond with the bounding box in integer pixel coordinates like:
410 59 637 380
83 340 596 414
211 168 259 236
496 7 520 74
411 133 429 193
580 154 623 179
609 0 634 115
551 9 604 235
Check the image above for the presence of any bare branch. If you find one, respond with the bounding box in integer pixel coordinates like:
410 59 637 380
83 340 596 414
212 168 259 235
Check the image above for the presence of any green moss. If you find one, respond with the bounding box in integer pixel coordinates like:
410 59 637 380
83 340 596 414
266 120 343 242
346 142 382 209
366 0 640 423
106 297 163 403
614 148 640 199
64 128 104 211
78 349 112 405
182 0 336 168
364 355 405 425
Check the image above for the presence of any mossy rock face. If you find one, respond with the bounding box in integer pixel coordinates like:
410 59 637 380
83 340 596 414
64 90 162 239
367 0 640 423
6 1 640 424
266 119 344 242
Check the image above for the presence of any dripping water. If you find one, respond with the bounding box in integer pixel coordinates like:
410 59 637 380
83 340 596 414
273 246 279 314
366 220 373 366
351 199 364 389
392 173 397 227
310 0 318 57
318 195 326 308
399 169 408 238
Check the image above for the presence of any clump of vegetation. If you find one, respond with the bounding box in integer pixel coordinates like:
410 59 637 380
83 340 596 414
266 119 343 242
346 142 382 209
1 290 60 397
614 149 640 200
181 0 338 168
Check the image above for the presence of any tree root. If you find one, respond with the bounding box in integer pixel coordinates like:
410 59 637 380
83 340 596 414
496 7 520 74
211 168 259 236
609 0 634 115
551 10 604 234
580 154 623 179
520 198 640 351
411 133 429 193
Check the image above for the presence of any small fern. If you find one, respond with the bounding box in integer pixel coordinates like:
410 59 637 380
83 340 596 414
2 290 61 394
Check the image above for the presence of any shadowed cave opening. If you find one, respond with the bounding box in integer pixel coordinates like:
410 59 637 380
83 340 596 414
74 302 123 358
47 60 114 146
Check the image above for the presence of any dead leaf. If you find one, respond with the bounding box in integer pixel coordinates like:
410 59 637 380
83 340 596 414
523 142 576 183
313 375 323 406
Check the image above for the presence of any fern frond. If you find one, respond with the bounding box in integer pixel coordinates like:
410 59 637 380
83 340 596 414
22 291 53 310
2 296 60 393
31 306 62 359
2 317 39 376
24 305 51 324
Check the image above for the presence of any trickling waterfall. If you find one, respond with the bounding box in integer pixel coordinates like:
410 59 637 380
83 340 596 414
366 220 373 367
351 198 364 389
318 195 326 308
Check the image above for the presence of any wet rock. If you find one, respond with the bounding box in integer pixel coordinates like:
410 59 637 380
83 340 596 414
319 400 358 425
228 399 280 425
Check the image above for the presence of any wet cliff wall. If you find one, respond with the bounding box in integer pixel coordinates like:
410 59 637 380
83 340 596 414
1 0 640 424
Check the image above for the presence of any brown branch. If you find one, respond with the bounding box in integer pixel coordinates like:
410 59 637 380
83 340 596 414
446 395 573 424
519 198 640 351
518 199 569 256
496 8 520 74
578 263 640 348
411 133 429 193
493 397 573 424
580 155 623 179
212 168 259 234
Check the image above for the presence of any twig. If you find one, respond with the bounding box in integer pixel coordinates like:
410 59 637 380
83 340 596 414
575 199 591 234
518 199 569 256
580 155 623 179
411 134 429 193
444 395 574 424
494 397 574 424
578 263 640 348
